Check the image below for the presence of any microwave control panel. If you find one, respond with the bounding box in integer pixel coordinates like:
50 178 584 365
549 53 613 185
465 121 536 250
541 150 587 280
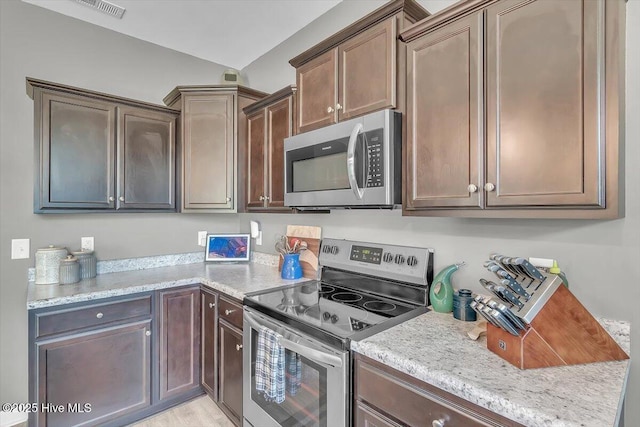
366 129 384 188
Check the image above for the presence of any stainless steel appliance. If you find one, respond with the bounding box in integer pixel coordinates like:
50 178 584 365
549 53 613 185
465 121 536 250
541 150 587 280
283 109 401 210
243 238 434 427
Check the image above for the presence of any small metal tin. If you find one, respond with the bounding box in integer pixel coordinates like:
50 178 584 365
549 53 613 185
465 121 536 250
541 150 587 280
35 245 68 285
59 255 80 285
72 250 97 279
453 289 477 321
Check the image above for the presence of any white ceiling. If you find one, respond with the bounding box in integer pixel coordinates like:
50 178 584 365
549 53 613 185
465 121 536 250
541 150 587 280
21 0 343 70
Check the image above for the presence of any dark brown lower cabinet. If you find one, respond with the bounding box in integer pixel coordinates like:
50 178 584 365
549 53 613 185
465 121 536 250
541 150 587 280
218 319 243 425
201 288 219 399
35 320 152 427
354 353 524 427
158 286 201 401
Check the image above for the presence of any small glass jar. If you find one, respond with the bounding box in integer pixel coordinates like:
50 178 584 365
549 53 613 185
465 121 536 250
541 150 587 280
59 255 80 285
72 250 97 279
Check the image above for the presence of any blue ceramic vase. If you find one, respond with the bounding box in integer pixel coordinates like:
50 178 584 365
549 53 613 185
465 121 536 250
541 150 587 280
281 253 303 280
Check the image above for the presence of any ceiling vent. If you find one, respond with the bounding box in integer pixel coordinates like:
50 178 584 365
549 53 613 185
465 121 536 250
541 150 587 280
74 0 125 19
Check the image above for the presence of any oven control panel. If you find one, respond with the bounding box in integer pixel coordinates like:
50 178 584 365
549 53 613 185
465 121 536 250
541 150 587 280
320 238 434 287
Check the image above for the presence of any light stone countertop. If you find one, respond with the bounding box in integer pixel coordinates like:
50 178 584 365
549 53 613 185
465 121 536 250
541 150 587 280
351 311 630 427
27 254 307 309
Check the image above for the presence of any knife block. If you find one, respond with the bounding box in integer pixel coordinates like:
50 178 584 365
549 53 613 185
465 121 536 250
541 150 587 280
486 280 628 369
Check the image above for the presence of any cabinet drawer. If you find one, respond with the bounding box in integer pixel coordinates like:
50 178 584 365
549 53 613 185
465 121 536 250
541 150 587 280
218 296 242 329
355 402 401 427
356 358 500 427
35 295 152 339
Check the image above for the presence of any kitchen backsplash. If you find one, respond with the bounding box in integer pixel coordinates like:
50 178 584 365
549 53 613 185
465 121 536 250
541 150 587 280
27 250 279 281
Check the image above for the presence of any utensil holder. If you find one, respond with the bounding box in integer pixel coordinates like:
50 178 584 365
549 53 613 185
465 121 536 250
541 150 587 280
486 275 628 369
281 253 303 280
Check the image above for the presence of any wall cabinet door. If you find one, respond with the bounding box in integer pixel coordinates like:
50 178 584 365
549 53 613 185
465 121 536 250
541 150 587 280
35 320 152 427
246 110 266 209
296 49 338 134
405 13 483 209
37 92 116 211
218 320 243 426
117 106 176 210
158 287 201 401
485 0 604 208
201 288 219 400
182 93 235 210
339 18 396 121
266 97 293 209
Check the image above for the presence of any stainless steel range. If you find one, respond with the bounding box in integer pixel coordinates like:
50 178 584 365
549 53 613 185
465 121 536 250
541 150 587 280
242 238 434 427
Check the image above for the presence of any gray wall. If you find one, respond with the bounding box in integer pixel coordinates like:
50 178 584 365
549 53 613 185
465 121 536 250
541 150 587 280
241 0 640 424
0 0 241 406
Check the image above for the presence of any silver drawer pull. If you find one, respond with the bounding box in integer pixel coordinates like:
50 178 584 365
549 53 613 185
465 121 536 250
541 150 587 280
236 344 243 351
432 419 446 427
96 312 103 319
225 309 236 315
209 303 215 309
145 330 151 337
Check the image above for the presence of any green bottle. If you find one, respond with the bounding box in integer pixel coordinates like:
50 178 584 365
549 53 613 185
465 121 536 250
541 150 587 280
430 262 465 313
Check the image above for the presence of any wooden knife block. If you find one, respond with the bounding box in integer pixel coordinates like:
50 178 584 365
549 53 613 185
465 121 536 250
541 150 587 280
486 284 628 369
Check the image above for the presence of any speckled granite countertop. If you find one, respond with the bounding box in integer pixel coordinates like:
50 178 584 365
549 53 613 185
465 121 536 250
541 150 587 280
351 311 630 427
27 253 307 309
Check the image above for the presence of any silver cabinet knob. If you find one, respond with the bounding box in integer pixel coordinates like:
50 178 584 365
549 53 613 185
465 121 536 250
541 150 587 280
225 309 236 316
327 106 334 113
264 195 270 201
209 302 215 309
145 330 151 337
226 197 232 202
467 184 478 193
432 419 445 427
96 312 103 319
236 344 243 351
108 196 115 202
484 183 496 192
336 103 343 111
119 196 125 202
259 195 265 201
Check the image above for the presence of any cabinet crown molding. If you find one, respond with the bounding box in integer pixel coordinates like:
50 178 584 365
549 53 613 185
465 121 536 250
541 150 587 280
289 0 429 68
26 77 178 114
162 84 268 108
243 85 296 116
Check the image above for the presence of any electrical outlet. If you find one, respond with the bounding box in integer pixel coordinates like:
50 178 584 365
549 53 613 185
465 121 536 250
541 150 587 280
11 239 30 259
81 237 94 251
198 231 207 247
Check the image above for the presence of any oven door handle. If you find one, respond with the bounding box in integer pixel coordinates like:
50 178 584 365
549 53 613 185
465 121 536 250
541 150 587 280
347 122 365 200
244 311 343 369
277 336 343 368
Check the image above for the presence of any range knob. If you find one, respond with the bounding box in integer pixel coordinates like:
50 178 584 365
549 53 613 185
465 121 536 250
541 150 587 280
322 245 331 254
330 314 339 324
322 312 331 321
394 254 405 265
330 246 339 255
383 252 394 263
407 256 418 267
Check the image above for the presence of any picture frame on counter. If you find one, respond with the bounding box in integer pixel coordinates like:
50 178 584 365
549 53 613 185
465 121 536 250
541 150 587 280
205 233 251 262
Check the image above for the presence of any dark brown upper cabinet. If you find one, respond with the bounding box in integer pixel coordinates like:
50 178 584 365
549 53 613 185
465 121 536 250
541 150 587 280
243 86 296 212
27 78 177 213
290 0 430 134
401 0 625 219
163 85 267 213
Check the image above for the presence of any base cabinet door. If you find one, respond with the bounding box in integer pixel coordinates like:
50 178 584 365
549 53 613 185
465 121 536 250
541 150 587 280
218 320 243 426
201 288 219 399
35 320 152 427
158 287 201 401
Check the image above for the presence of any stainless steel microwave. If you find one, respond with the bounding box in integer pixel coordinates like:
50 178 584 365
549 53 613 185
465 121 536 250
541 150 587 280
284 109 401 210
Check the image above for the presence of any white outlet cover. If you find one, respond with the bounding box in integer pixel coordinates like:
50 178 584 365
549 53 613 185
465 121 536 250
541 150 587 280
11 238 30 259
198 231 207 247
81 237 94 251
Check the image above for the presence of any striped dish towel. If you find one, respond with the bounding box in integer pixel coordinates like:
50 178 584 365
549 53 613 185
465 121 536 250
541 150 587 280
286 349 302 395
255 327 286 403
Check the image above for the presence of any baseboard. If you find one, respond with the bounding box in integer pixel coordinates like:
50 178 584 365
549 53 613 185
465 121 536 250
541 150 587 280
0 411 28 427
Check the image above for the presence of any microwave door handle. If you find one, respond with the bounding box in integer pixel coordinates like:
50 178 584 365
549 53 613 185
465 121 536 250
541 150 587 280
347 123 365 200
244 310 343 369
278 336 343 368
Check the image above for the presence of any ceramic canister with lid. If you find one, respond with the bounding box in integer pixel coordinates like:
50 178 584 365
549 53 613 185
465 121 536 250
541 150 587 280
59 255 81 285
72 250 97 279
35 246 68 284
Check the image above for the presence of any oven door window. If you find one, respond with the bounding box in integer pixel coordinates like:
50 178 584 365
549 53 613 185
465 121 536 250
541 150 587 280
250 328 328 427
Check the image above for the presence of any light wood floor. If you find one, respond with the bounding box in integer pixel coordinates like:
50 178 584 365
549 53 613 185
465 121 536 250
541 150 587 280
129 396 235 427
